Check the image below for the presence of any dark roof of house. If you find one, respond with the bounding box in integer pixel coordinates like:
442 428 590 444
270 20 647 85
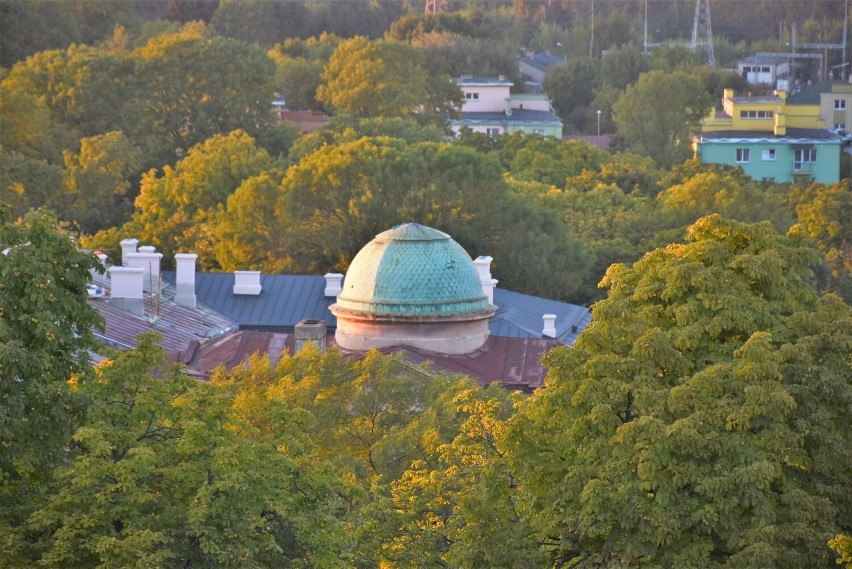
162 272 590 344
739 55 788 66
453 76 513 87
452 109 562 126
787 80 850 105
162 272 334 332
180 330 564 392
89 272 237 357
697 128 841 142
520 52 564 72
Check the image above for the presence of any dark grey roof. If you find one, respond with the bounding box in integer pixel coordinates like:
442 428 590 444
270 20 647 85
163 272 591 343
521 52 564 72
698 128 841 141
491 288 590 345
787 80 849 105
453 109 562 126
163 272 335 332
739 55 787 66
453 76 513 86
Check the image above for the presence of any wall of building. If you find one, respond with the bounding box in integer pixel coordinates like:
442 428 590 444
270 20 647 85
697 140 840 184
821 85 852 131
460 85 511 113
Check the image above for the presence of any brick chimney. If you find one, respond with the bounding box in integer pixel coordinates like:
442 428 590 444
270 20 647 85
295 319 327 353
174 253 198 309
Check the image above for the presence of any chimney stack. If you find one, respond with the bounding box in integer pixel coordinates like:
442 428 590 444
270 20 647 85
233 270 262 295
125 245 163 294
108 266 144 316
120 238 139 266
295 319 327 353
542 314 557 338
474 256 498 305
174 253 198 309
324 273 344 297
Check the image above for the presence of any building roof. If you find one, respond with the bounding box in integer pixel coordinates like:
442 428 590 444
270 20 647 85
697 128 841 143
452 109 562 126
453 75 513 87
89 271 237 357
739 55 788 66
180 330 563 392
162 271 334 332
562 134 613 151
730 95 783 104
335 223 489 317
520 52 564 72
162 273 591 343
787 80 851 105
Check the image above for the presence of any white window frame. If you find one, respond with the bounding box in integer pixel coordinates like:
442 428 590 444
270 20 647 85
835 99 847 110
485 127 500 137
736 148 750 163
740 110 774 120
761 148 776 161
794 148 817 170
465 92 479 101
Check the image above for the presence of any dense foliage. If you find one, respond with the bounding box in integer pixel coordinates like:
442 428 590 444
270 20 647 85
2 3 851 565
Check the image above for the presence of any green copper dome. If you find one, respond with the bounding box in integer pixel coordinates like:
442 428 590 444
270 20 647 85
335 223 489 317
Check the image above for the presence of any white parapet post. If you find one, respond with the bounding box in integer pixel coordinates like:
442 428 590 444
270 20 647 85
120 238 139 266
324 273 344 297
125 245 163 294
542 314 557 338
233 270 262 295
474 255 498 305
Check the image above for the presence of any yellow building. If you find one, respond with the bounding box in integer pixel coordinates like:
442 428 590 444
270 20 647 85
701 89 824 135
694 89 840 184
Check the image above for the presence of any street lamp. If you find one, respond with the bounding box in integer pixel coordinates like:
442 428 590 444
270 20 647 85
596 110 602 136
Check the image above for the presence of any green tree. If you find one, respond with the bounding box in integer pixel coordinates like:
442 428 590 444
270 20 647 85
506 215 851 567
613 70 713 168
792 181 852 301
600 44 649 90
543 57 600 130
318 37 459 119
29 335 352 568
130 22 278 166
0 152 65 220
129 130 273 266
273 137 590 299
0 208 104 564
63 131 142 234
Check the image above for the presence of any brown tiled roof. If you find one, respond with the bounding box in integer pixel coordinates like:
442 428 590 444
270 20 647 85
180 331 561 392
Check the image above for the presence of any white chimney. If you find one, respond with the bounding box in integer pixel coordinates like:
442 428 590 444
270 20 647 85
125 246 163 294
324 273 344 297
233 270 262 295
174 253 198 309
474 256 499 305
108 266 144 316
120 238 139 266
542 314 557 338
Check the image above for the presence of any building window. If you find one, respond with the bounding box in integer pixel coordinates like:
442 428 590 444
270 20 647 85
836 123 846 130
740 110 774 119
485 127 500 137
836 99 847 110
736 148 750 163
794 148 817 170
530 128 545 135
465 92 479 100
761 148 776 161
